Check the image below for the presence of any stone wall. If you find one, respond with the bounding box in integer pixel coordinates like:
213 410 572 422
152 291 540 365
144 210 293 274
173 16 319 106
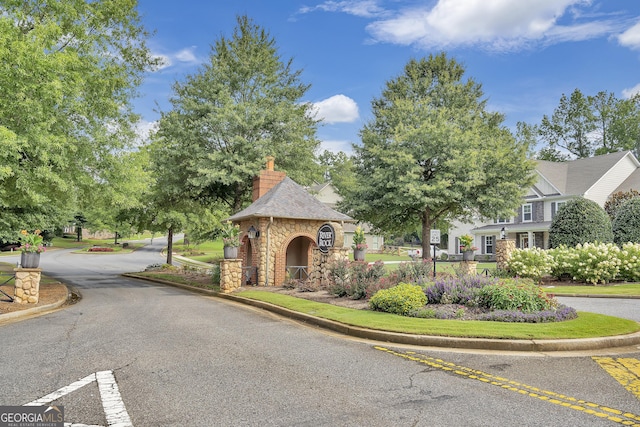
496 239 515 271
13 268 41 304
458 261 477 276
311 247 350 287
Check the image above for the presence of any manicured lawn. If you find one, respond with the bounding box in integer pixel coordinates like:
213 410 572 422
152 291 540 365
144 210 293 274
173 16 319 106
237 290 640 340
543 283 640 296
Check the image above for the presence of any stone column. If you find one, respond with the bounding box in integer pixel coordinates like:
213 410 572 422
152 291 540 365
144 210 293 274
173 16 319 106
219 259 242 293
13 268 42 304
496 239 516 271
458 261 477 276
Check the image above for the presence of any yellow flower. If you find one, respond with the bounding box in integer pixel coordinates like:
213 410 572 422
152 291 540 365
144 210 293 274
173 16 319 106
21 229 27 235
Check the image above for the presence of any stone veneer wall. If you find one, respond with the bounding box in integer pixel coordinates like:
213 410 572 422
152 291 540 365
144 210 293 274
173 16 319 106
496 239 516 271
458 261 477 276
236 218 347 287
13 268 42 304
219 259 242 293
311 247 350 287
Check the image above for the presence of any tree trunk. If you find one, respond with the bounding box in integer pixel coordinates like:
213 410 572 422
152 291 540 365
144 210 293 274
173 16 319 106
421 209 432 260
166 227 174 265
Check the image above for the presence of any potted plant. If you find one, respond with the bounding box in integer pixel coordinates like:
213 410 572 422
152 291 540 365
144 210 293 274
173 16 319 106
221 221 240 259
352 226 367 261
18 229 46 268
459 234 478 262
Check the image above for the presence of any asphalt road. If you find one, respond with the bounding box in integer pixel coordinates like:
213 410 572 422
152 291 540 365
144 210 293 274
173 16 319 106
2 239 640 426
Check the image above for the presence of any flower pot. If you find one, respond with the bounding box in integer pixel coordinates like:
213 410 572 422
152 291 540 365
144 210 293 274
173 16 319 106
354 249 366 261
223 246 239 259
20 252 40 268
462 250 474 262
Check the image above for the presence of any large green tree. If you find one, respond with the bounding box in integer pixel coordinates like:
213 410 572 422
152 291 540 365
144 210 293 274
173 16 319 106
535 89 640 159
0 0 158 241
344 53 536 259
153 15 321 214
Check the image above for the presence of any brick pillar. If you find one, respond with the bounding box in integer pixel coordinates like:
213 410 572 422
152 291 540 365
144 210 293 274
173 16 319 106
13 268 42 304
220 259 242 293
496 239 516 271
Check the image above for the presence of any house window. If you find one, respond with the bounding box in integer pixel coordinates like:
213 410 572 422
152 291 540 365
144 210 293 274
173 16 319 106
522 203 532 222
552 201 566 219
494 217 511 224
485 236 494 254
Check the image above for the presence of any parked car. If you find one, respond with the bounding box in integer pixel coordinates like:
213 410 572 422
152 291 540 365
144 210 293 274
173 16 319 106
408 246 447 258
0 243 20 252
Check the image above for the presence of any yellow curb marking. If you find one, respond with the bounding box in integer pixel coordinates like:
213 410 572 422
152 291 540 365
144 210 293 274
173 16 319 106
594 357 640 400
375 346 640 426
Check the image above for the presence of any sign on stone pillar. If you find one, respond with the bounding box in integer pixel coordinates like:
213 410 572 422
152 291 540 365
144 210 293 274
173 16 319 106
496 239 516 271
13 268 42 304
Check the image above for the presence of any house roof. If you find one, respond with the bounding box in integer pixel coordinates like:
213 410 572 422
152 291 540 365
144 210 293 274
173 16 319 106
536 151 632 196
228 177 354 222
616 168 640 193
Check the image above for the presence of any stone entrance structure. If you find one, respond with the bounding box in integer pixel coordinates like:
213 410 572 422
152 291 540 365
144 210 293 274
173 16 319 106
222 157 353 290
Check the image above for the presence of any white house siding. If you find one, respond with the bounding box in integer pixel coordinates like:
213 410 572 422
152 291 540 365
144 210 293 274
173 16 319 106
587 154 638 206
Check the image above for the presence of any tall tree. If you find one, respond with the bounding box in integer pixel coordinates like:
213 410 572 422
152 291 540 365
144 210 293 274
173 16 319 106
539 89 595 159
344 53 536 259
154 15 321 213
0 0 158 240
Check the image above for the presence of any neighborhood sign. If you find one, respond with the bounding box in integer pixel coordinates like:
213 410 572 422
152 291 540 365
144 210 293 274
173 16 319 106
317 223 335 253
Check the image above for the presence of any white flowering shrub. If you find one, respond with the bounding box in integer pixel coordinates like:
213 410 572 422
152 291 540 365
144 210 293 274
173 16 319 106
547 245 579 280
506 248 555 281
619 243 640 282
570 242 621 285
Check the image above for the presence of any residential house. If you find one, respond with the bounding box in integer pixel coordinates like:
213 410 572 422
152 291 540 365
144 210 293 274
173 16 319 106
450 151 640 258
308 182 385 251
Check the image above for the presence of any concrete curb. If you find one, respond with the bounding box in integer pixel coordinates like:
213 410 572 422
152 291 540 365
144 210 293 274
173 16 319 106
0 285 70 325
123 273 640 352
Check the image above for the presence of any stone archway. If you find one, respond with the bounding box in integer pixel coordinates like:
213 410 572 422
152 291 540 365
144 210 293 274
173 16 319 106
285 236 314 281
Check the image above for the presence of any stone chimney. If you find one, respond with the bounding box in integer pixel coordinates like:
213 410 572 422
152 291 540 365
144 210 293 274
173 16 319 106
252 156 286 201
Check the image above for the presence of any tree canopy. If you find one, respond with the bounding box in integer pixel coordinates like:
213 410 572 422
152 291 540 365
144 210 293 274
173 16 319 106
152 15 322 214
342 53 536 258
527 89 640 160
0 0 158 240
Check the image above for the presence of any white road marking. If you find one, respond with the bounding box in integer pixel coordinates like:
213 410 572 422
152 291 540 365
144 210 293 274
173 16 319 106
23 370 133 427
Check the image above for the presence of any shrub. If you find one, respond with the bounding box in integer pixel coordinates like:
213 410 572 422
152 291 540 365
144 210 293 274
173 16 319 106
88 247 114 252
211 263 220 285
396 260 433 285
571 242 621 284
605 190 640 221
612 198 640 245
477 305 577 323
547 245 578 280
327 259 386 300
619 243 640 282
369 283 427 316
506 247 554 281
425 275 498 306
548 197 613 248
477 279 557 313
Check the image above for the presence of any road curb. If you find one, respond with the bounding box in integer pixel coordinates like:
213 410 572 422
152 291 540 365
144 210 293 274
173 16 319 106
0 284 70 325
124 273 640 353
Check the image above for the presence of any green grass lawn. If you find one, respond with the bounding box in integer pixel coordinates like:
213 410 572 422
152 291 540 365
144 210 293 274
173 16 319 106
543 283 640 296
237 290 640 340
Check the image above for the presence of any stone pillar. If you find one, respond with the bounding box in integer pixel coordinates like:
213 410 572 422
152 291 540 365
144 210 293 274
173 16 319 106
311 247 349 288
220 259 242 293
458 261 477 276
496 239 516 271
13 268 42 304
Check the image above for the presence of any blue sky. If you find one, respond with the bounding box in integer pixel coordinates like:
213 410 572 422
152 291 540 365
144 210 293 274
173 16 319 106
134 0 640 154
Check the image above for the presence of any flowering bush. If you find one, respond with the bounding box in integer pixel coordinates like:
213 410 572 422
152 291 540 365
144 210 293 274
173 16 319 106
327 259 386 300
425 275 498 306
18 230 46 253
619 242 640 282
506 247 555 281
352 225 367 250
459 234 478 252
395 259 433 285
220 221 240 247
570 242 621 284
477 305 577 323
547 245 578 280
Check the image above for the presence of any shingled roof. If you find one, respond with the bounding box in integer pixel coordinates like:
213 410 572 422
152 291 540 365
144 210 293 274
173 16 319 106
228 177 354 222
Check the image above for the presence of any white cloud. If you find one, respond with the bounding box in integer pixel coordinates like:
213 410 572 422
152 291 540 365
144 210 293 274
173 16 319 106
298 1 387 18
150 46 200 72
622 83 640 98
312 94 359 124
175 46 199 63
618 20 640 50
134 120 158 145
320 139 354 154
364 0 617 52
